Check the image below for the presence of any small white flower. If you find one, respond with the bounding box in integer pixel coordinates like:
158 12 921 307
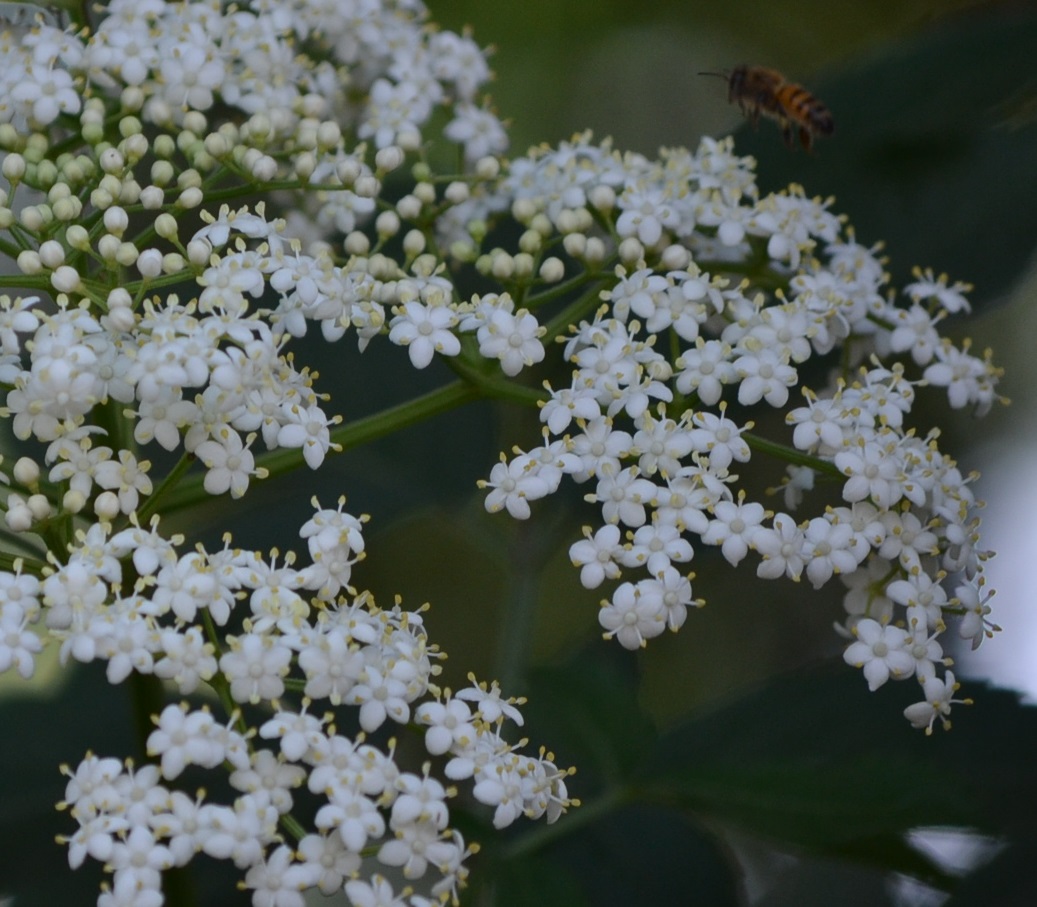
480 455 552 520
754 512 806 581
388 300 461 368
219 633 292 705
146 704 224 780
195 428 264 498
702 496 768 566
903 267 971 314
687 408 751 471
415 696 478 756
620 521 693 576
598 580 667 649
903 670 969 734
843 618 915 690
569 523 626 588
588 467 657 528
475 307 545 376
243 844 321 907
733 346 798 407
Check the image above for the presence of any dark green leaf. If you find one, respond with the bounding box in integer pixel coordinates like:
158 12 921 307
527 645 659 780
636 660 1037 853
488 852 591 907
547 803 741 907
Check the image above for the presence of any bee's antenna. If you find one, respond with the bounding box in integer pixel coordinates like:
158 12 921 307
697 70 728 80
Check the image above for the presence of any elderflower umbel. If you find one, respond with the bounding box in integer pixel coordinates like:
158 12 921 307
0 0 1008 902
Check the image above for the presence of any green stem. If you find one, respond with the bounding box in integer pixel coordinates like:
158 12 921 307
156 379 484 517
136 452 197 525
541 280 611 345
445 356 546 407
742 431 843 477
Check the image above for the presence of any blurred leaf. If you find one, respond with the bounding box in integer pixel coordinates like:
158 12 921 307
944 836 1037 907
753 854 899 907
526 646 659 780
547 803 741 907
488 852 591 907
635 660 1037 856
743 6 1037 309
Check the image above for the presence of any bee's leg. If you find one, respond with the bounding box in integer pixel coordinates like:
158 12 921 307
798 125 813 152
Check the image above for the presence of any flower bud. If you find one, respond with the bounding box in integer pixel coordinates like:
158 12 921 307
396 195 422 219
375 211 400 239
63 489 86 514
618 237 645 265
136 248 163 277
99 147 125 174
539 257 565 283
94 491 121 521
16 250 42 275
5 496 32 532
103 206 129 236
51 266 82 293
444 181 470 204
375 146 405 172
38 240 65 268
27 494 52 520
474 156 500 179
344 231 370 255
2 153 25 181
660 244 691 270
139 186 165 209
403 230 426 258
13 457 40 487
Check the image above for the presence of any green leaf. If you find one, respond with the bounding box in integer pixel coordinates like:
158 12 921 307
635 660 1037 855
487 852 591 907
547 804 741 907
526 645 659 780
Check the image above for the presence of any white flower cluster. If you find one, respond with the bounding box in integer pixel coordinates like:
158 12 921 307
466 136 1001 733
0 1 561 904
0 0 1006 900
43 504 568 906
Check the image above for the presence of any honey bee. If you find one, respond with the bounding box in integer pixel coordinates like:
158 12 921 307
701 65 834 151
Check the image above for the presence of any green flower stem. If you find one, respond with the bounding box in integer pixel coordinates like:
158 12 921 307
540 280 611 345
136 452 197 525
155 378 485 517
445 356 547 407
278 811 308 844
742 430 843 477
520 269 602 314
